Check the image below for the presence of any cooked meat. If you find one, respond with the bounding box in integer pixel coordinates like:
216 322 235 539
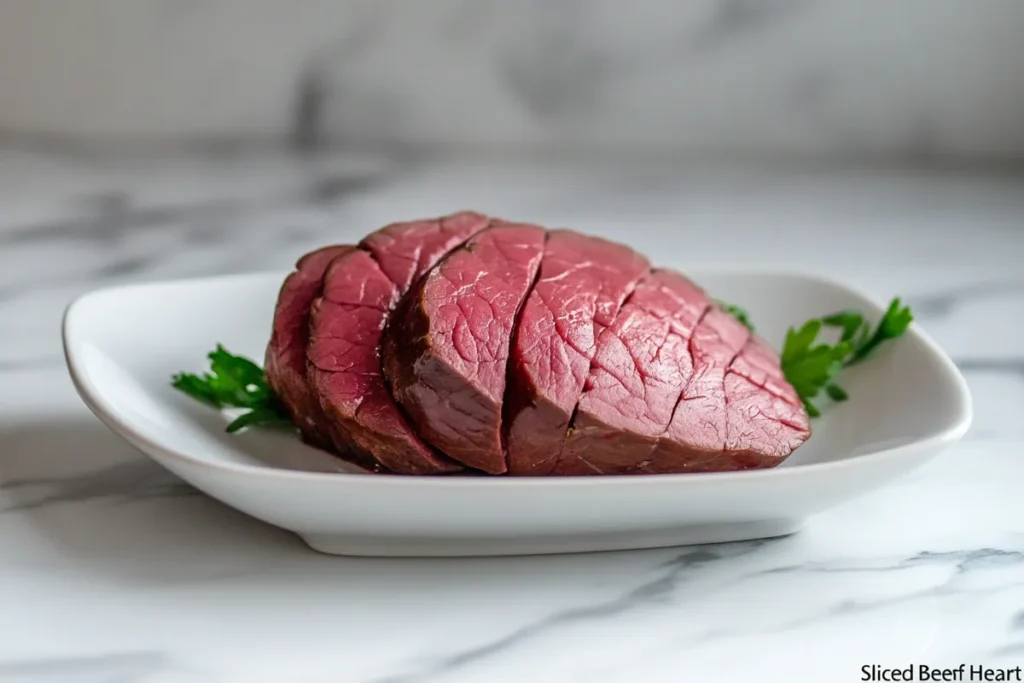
720 336 811 469
554 292 811 475
383 222 546 474
505 229 650 476
266 213 811 476
551 270 712 475
264 246 371 458
640 328 812 473
640 307 755 474
360 212 490 293
306 211 490 474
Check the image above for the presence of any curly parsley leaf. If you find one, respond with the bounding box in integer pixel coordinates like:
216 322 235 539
820 310 864 343
225 406 294 434
718 297 914 417
844 297 914 367
825 384 849 403
171 345 293 433
781 297 913 415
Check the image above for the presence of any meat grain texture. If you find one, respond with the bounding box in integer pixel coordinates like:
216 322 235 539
305 211 490 475
267 214 811 476
505 230 650 475
383 222 546 474
553 270 712 475
264 246 360 453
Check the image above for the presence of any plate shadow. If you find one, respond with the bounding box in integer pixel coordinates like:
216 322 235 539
0 414 787 600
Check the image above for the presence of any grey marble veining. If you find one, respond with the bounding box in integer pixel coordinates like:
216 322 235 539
0 460 197 514
0 652 183 683
0 1 1023 160
287 0 1024 158
0 149 1021 682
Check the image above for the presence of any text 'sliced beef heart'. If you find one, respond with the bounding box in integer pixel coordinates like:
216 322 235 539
305 211 490 474
384 222 546 474
505 229 650 476
265 212 811 476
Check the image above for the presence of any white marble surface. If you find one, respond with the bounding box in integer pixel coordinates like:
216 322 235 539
1 1 1024 160
0 150 1021 682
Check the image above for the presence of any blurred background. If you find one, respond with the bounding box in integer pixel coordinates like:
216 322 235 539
1 0 1023 162
0 0 1022 303
1 0 1021 335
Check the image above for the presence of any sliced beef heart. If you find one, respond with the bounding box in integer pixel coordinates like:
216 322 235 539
267 213 810 477
552 286 810 475
360 212 490 293
505 230 650 476
264 245 362 453
552 270 712 475
644 315 810 473
384 223 546 474
306 211 490 474
640 306 753 473
720 336 811 469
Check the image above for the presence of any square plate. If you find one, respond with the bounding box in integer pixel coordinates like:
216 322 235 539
62 269 971 557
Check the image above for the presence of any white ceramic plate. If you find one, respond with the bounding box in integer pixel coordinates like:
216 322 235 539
62 269 972 557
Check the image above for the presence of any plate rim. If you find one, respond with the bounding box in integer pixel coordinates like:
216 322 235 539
62 266 973 489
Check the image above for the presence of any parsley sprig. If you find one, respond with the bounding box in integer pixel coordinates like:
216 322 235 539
171 345 292 433
775 298 914 417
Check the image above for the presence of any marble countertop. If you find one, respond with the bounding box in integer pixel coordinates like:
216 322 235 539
0 150 1020 683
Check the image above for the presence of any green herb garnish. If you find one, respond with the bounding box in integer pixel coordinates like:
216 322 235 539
171 345 292 433
722 297 914 417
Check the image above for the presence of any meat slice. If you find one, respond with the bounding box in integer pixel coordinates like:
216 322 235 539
551 270 711 475
264 245 364 454
307 211 491 474
643 328 811 473
384 223 547 474
642 307 752 473
728 335 804 409
505 230 650 476
361 212 490 293
719 336 811 470
553 294 810 476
